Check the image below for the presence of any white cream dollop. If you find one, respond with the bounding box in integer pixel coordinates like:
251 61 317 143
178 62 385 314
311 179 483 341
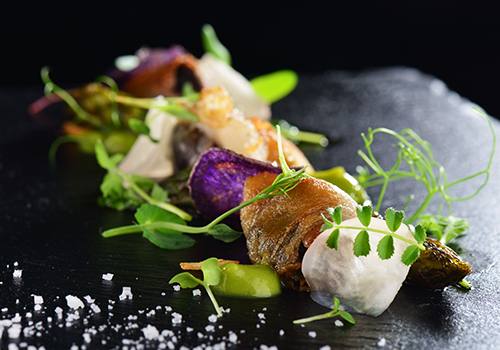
302 217 415 317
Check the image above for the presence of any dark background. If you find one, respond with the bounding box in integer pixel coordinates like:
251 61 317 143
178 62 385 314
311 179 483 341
3 2 499 118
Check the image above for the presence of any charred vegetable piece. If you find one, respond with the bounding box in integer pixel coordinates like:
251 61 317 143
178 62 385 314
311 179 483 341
406 238 472 290
188 148 283 230
240 172 358 290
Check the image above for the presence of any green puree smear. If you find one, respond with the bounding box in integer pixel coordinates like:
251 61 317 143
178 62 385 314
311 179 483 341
211 263 281 298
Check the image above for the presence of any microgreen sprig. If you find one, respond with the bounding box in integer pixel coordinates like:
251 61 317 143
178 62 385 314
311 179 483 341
322 205 426 266
95 139 192 221
293 297 355 325
169 257 224 316
356 109 495 243
102 126 310 248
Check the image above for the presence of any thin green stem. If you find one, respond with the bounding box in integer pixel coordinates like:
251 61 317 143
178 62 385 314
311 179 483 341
293 310 339 324
336 225 425 250
204 284 223 317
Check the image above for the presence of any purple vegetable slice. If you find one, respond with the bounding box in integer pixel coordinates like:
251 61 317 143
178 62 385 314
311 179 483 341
188 148 282 229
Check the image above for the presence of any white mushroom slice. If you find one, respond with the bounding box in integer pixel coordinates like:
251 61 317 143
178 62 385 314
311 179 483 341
118 108 178 181
302 217 415 317
198 53 272 120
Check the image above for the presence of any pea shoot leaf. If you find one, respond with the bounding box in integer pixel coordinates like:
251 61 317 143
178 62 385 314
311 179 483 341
356 205 372 227
142 228 195 250
250 70 298 104
95 139 123 170
326 228 340 250
329 206 343 225
353 229 370 257
169 272 201 289
401 245 421 266
321 213 335 231
411 223 427 244
377 235 395 260
151 184 168 203
385 207 404 232
135 203 185 233
339 310 356 324
207 224 242 243
201 24 232 66
201 258 223 286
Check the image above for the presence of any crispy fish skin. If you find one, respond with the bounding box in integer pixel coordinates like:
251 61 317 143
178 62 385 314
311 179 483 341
240 172 358 290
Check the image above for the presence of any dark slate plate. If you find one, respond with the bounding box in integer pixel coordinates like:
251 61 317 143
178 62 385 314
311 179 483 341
0 67 499 350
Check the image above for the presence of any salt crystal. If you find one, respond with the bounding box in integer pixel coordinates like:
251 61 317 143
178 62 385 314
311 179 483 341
8 324 22 338
34 304 42 311
193 289 202 296
90 304 101 313
208 314 218 323
1 308 7 312
13 270 22 278
229 332 238 343
142 324 160 340
258 313 265 319
334 319 344 327
13 262 19 267
65 295 84 309
84 295 95 304
173 285 181 291
55 307 63 317
308 331 317 338
83 333 92 343
279 329 285 336
319 346 332 350
205 325 215 332
378 337 386 347
102 273 114 281
33 295 44 304
119 286 133 300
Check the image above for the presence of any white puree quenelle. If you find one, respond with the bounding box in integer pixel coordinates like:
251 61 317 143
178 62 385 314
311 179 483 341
302 217 416 317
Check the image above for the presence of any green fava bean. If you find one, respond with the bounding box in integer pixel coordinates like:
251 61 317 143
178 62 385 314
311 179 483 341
211 263 281 298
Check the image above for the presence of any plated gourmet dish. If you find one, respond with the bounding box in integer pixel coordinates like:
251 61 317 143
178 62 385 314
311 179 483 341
29 24 496 326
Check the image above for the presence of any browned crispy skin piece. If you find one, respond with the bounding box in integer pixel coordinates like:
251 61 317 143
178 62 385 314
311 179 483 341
123 53 203 98
406 238 472 290
240 171 358 291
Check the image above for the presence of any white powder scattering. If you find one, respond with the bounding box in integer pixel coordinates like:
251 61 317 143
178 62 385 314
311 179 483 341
320 346 332 350
102 273 114 281
193 289 202 296
13 270 22 278
378 337 387 347
13 262 19 267
8 324 22 338
205 325 215 332
84 295 95 304
34 304 42 311
83 332 92 343
55 307 64 318
308 331 317 338
142 324 160 340
258 313 266 320
2 308 8 313
228 331 238 343
33 295 44 304
119 287 133 300
334 319 344 327
66 295 85 309
171 312 182 324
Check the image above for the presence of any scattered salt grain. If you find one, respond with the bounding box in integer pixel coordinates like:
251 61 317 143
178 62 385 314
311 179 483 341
55 307 63 318
308 331 317 338
34 304 42 311
33 295 43 305
13 270 22 278
119 287 133 300
279 329 285 336
208 314 218 323
2 308 8 312
8 324 22 338
84 295 95 304
228 331 238 343
13 262 19 267
173 285 181 291
319 346 332 350
171 312 182 324
205 325 215 332
66 295 85 309
334 319 344 327
193 289 202 296
102 273 114 281
142 324 160 340
90 304 101 313
378 337 386 347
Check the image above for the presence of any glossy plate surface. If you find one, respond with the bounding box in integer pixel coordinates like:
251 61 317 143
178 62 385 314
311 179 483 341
1 67 499 349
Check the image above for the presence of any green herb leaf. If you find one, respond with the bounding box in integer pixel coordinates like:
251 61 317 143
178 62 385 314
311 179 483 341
250 70 298 104
169 272 201 289
142 228 195 249
338 311 356 324
207 224 242 243
401 245 421 266
377 235 395 260
135 203 186 233
320 214 335 231
412 223 427 244
330 206 343 225
201 258 223 286
356 205 372 227
353 229 371 257
151 184 168 203
201 24 232 66
128 118 156 140
385 207 404 232
95 139 122 170
326 228 340 250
